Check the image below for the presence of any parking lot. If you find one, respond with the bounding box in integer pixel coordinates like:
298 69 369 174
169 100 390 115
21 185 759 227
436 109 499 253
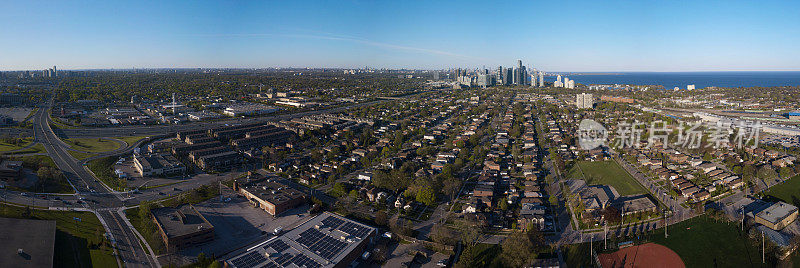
173 191 312 261
0 107 34 122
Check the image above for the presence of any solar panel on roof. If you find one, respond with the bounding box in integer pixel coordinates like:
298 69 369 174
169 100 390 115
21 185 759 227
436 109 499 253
272 253 293 265
290 253 321 268
321 215 345 229
338 222 371 238
296 228 348 260
230 251 267 268
265 239 290 253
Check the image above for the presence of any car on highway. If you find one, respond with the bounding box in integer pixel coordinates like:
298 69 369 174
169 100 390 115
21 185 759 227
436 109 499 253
20 192 28 196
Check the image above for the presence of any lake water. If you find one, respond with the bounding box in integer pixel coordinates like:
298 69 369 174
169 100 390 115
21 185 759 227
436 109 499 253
552 72 800 89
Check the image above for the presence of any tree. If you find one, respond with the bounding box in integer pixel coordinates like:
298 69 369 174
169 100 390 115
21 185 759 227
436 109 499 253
501 231 538 267
442 178 461 200
374 210 388 226
779 166 793 179
330 182 346 198
498 197 510 211
348 189 359 200
416 187 436 206
758 166 778 180
602 207 621 225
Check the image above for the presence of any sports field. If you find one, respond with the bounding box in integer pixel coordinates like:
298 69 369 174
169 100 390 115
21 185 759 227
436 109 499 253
764 174 800 206
650 216 767 267
599 243 684 268
567 160 646 196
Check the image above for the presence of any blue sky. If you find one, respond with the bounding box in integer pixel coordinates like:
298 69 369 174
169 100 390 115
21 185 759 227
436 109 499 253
2 0 800 71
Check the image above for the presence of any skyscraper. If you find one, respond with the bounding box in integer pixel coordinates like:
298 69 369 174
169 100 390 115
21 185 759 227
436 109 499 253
538 71 544 87
496 66 503 85
505 68 513 85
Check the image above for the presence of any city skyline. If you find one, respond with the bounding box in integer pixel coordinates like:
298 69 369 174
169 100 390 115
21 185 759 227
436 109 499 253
2 0 800 71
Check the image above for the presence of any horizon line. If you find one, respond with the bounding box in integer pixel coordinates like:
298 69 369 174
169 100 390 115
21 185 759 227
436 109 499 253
6 66 800 73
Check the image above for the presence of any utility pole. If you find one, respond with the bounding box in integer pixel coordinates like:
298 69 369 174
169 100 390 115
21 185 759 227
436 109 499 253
604 222 607 250
762 231 765 264
741 205 745 231
664 209 668 238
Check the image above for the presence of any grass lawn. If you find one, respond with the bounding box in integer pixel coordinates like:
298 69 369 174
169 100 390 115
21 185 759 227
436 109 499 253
86 156 127 191
566 215 771 267
113 136 149 146
567 160 646 196
649 215 768 267
462 243 503 267
0 204 117 268
764 174 800 206
4 143 46 155
0 137 33 152
562 243 592 268
8 155 73 193
123 207 166 255
68 150 97 160
64 138 121 153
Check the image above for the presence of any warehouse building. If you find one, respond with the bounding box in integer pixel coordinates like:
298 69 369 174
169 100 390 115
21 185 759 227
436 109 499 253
0 217 56 268
234 176 306 216
225 212 376 268
151 205 215 250
133 153 186 177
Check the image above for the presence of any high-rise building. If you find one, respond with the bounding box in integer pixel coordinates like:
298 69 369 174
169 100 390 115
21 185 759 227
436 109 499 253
505 68 513 85
53 66 57 77
538 71 544 87
576 93 594 109
496 66 503 85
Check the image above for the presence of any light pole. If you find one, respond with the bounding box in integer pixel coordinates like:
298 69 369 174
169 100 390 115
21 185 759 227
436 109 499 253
741 205 744 232
664 209 668 238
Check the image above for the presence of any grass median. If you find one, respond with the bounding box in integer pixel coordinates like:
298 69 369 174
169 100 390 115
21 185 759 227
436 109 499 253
64 138 121 153
113 136 149 147
86 155 126 191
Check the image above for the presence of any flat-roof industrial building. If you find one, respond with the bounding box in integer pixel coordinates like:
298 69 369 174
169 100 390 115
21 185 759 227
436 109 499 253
0 217 56 268
225 212 376 268
749 201 799 230
235 176 306 216
151 205 215 250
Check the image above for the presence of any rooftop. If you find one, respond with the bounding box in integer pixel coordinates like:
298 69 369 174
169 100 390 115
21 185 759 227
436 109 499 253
0 217 56 268
226 212 376 268
240 178 306 207
755 201 798 225
151 205 214 238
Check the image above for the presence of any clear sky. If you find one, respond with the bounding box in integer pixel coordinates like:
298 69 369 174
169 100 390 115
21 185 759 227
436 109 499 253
2 0 800 71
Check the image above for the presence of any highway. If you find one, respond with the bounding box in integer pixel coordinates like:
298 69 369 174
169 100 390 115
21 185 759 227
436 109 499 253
3 99 385 139
31 97 154 268
0 93 417 267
